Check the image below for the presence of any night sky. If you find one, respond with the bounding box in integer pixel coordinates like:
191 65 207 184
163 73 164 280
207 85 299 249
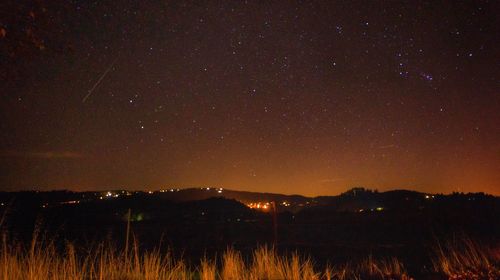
1 1 498 195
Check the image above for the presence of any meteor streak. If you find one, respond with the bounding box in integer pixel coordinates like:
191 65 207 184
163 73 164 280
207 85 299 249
82 57 118 103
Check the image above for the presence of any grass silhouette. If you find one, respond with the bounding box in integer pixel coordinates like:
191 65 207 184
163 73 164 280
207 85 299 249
0 230 498 279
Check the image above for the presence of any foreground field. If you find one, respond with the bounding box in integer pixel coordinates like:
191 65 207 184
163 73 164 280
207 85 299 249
0 233 498 280
1 190 498 279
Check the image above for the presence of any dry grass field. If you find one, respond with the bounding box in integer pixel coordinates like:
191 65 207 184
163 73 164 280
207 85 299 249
1 230 498 280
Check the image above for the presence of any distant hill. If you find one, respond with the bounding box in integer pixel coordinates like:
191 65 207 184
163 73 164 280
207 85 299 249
1 187 497 215
156 188 309 203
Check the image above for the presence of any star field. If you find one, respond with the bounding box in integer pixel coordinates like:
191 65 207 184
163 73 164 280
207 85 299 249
0 1 498 195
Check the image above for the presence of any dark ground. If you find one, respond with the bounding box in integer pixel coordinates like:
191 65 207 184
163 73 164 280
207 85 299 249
0 189 498 278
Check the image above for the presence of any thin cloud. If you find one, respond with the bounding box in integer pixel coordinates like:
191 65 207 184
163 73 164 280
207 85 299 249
378 144 397 149
0 151 85 159
319 178 345 184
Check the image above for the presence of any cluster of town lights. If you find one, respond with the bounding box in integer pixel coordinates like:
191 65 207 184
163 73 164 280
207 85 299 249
199 187 224 193
247 202 271 210
160 189 181 192
358 207 384 212
247 201 292 210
